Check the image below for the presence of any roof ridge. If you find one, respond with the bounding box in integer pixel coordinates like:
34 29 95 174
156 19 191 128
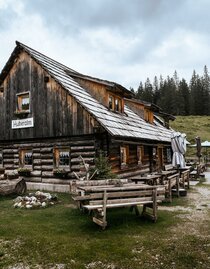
15 40 79 74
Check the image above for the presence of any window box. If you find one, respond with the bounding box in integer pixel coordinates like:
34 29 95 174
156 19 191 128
53 168 69 179
14 110 29 118
17 168 31 177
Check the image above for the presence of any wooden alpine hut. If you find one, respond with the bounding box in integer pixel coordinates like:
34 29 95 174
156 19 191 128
0 41 175 192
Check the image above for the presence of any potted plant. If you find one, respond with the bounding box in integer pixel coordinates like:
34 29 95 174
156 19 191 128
17 167 31 177
53 168 69 179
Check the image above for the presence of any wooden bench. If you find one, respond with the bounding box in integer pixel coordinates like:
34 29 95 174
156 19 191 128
179 169 190 189
72 181 165 229
164 164 175 171
162 173 180 202
190 164 205 180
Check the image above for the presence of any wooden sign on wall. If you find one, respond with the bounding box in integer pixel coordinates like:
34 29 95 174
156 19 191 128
11 118 34 129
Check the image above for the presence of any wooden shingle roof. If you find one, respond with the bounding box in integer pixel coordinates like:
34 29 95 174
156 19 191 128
0 41 174 143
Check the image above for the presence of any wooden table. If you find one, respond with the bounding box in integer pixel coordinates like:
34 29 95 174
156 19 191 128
156 170 177 184
75 182 165 229
130 174 162 185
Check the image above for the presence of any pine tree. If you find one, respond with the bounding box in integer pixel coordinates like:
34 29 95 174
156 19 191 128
136 81 144 100
142 78 153 103
178 79 190 115
153 76 160 105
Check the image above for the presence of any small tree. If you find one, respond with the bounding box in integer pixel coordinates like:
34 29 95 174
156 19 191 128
92 151 116 179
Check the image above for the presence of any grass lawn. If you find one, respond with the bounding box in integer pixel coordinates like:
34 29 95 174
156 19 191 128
170 115 210 158
0 189 210 269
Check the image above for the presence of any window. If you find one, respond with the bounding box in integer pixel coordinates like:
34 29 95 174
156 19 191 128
108 94 123 112
120 146 129 166
17 92 30 112
0 150 3 167
54 148 70 170
109 95 114 110
137 146 143 165
166 148 172 163
19 149 33 167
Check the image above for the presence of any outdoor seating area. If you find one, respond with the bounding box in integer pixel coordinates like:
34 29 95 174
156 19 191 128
71 179 165 229
70 161 199 229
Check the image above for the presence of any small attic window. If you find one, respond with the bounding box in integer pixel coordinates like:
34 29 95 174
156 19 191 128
108 94 123 113
16 92 30 112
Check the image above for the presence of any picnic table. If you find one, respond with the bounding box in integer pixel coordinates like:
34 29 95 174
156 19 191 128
73 181 165 229
130 174 162 185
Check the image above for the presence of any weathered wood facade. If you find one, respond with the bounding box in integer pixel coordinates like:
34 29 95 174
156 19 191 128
0 41 175 192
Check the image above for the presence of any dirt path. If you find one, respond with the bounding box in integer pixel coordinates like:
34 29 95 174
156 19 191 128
160 170 210 237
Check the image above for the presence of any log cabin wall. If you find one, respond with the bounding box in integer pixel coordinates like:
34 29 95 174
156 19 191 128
0 51 97 140
0 135 96 185
108 138 172 178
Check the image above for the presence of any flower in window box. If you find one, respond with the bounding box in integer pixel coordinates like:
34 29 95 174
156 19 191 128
17 168 31 177
53 168 69 179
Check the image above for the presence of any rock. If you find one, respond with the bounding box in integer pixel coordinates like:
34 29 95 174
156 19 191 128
14 196 23 203
17 202 22 208
26 204 33 209
13 191 58 209
41 202 47 207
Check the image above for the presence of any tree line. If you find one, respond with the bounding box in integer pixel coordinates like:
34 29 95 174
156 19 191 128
131 66 210 116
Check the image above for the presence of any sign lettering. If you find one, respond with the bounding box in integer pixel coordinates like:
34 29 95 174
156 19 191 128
12 117 34 129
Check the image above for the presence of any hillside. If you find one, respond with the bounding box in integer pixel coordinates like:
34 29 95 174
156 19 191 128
170 115 210 157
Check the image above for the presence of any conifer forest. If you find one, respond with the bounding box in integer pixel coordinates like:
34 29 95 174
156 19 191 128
132 65 210 116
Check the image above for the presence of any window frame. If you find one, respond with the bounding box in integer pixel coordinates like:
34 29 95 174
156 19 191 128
108 94 123 113
137 146 143 165
19 148 33 169
120 145 129 167
16 91 30 113
53 147 71 171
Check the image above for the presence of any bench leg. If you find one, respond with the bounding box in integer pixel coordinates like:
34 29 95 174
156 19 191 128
141 189 158 222
176 176 180 197
134 205 140 216
168 179 172 202
92 190 108 229
129 205 140 216
102 190 107 230
152 189 157 222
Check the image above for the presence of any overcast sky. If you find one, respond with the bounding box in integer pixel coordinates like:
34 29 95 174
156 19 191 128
0 0 210 89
